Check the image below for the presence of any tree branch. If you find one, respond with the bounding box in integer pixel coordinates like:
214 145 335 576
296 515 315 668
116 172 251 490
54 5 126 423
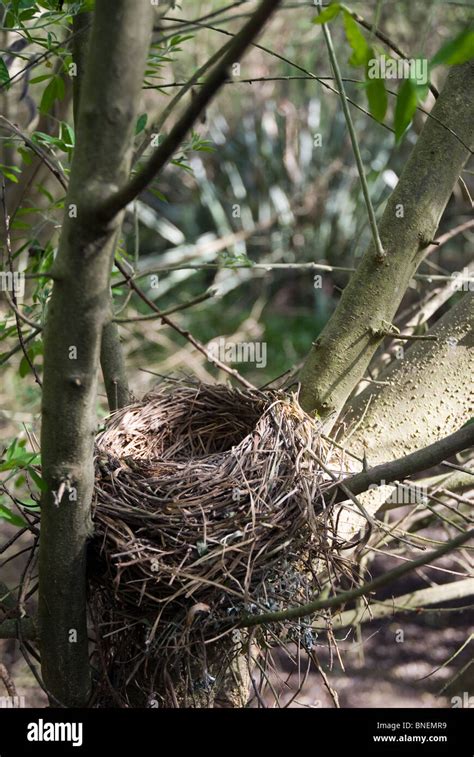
299 61 474 421
97 0 283 221
337 423 474 498
312 577 474 630
100 318 131 411
345 294 474 463
335 294 474 543
239 529 473 628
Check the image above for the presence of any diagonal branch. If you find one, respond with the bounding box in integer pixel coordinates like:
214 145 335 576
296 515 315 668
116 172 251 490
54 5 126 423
97 0 283 222
299 61 474 421
312 577 474 630
239 529 473 628
336 423 474 499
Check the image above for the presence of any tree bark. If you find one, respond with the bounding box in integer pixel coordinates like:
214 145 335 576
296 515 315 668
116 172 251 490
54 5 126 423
335 294 474 543
299 61 474 420
345 294 474 462
100 318 131 410
71 12 131 412
38 0 153 707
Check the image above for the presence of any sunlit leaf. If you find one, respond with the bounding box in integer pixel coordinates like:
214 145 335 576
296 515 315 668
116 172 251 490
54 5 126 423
343 10 370 66
431 28 474 67
394 78 418 142
312 3 341 24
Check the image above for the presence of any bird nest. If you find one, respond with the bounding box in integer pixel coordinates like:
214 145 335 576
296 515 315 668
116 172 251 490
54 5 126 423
90 381 352 707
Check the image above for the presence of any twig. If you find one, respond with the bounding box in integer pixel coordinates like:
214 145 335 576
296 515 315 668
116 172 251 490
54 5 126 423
113 260 474 286
0 663 17 700
239 529 474 627
0 115 68 192
114 288 216 324
318 7 385 261
339 424 474 498
114 258 260 391
1 180 42 386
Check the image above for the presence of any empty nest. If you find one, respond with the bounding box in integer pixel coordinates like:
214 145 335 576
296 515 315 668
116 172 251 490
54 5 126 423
90 380 351 707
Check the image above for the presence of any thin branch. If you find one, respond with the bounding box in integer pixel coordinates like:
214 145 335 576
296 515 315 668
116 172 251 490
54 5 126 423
312 578 474 630
338 424 474 498
239 529 473 628
0 26 91 94
0 115 68 191
114 258 261 392
159 18 393 131
370 329 438 342
1 181 42 386
318 7 385 260
0 328 40 366
99 0 283 221
112 260 474 288
135 40 233 163
114 287 216 324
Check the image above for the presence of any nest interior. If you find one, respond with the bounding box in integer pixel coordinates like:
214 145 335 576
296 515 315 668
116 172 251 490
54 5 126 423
91 381 351 706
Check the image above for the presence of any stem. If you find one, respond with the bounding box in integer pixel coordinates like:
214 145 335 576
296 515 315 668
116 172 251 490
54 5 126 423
98 0 283 221
339 423 474 498
318 8 385 261
239 529 473 628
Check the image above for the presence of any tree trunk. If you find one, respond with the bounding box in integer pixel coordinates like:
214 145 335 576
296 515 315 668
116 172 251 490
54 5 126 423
299 61 474 421
38 0 153 707
335 294 474 543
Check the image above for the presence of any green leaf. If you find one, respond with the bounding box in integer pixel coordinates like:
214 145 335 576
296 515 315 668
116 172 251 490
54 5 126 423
29 74 54 84
0 57 10 90
149 187 168 203
394 78 418 142
366 75 388 122
27 467 48 492
135 113 148 135
60 121 75 148
39 77 58 114
0 503 27 528
343 10 370 66
5 438 26 461
431 28 474 67
0 442 40 471
19 352 32 377
0 168 19 183
55 75 65 101
39 76 65 114
19 499 41 512
312 3 341 24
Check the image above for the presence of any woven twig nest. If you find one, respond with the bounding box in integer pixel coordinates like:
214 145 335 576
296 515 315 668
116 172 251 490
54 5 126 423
91 381 350 706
